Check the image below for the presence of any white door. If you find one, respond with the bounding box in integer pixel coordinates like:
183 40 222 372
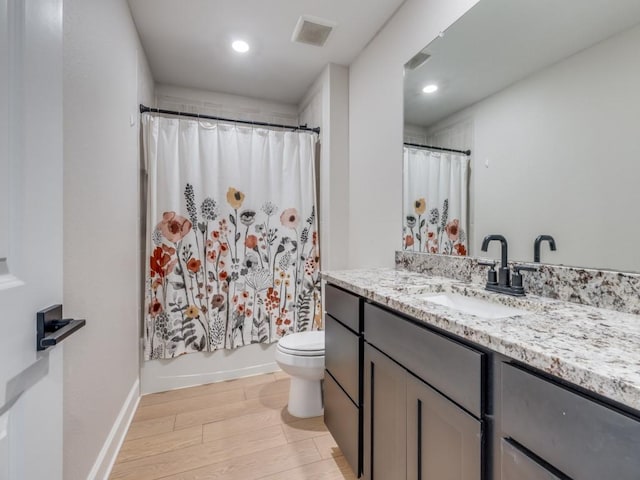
0 0 64 479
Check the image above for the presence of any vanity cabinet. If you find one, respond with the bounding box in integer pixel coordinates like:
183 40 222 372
363 302 484 480
325 280 640 480
500 363 640 480
324 284 363 476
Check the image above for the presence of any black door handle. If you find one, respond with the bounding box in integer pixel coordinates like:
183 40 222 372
36 305 86 351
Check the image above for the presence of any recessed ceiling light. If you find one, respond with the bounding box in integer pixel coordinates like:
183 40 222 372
232 40 250 53
422 84 438 94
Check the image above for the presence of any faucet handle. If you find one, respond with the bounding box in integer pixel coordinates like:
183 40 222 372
478 260 498 286
513 264 538 273
511 264 538 294
478 260 496 268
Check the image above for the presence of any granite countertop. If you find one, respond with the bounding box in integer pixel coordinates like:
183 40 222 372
322 267 640 412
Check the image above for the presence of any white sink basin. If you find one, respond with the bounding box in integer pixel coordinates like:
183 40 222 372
422 293 528 319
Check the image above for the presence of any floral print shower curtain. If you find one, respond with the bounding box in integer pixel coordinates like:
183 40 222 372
143 114 321 360
403 147 470 256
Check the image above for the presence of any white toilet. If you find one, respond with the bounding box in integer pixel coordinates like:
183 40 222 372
275 330 325 418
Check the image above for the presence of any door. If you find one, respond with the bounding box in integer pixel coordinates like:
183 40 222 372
406 373 482 480
363 344 407 480
0 0 64 479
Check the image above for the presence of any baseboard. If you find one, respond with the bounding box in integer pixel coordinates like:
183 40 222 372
87 378 140 480
141 360 281 395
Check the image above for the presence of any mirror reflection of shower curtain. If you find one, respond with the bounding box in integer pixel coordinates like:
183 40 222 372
403 147 469 256
142 114 321 360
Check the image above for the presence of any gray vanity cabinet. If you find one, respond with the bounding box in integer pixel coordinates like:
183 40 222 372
363 344 407 480
501 363 640 480
324 284 363 477
363 302 484 480
326 280 640 480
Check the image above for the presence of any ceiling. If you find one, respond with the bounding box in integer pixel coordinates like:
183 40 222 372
404 0 640 128
128 0 405 105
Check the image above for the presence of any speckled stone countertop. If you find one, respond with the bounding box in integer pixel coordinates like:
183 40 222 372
322 267 640 412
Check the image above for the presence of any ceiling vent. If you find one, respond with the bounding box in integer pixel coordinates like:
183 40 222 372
405 50 431 71
292 15 336 47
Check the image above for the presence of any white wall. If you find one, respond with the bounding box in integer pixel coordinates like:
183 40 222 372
348 0 480 268
299 63 350 272
63 0 154 478
404 123 429 144
140 85 300 394
154 84 299 124
426 23 640 271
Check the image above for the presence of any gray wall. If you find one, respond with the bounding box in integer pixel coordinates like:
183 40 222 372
62 0 154 477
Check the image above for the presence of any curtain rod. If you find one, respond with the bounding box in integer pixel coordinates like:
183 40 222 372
139 104 321 135
404 142 471 156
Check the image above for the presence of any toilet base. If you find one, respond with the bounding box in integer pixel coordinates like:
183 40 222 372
286 377 323 418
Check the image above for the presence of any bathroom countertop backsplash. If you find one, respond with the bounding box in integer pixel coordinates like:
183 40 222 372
395 251 640 314
322 264 640 413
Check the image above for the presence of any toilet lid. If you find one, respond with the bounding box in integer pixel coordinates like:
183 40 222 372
277 331 324 356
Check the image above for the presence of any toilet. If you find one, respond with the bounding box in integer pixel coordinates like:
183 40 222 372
275 330 325 418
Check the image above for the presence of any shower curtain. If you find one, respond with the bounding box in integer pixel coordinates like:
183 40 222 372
142 114 321 360
403 146 470 256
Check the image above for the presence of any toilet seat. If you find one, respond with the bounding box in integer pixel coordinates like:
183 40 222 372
277 331 324 357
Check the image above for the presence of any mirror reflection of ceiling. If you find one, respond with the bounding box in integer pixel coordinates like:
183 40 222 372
404 0 640 128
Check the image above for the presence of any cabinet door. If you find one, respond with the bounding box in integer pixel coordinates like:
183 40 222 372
363 344 407 480
501 439 563 480
406 373 482 480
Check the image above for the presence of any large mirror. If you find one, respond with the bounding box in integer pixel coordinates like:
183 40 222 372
403 0 640 272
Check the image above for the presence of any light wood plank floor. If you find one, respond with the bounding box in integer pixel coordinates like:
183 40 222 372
110 372 356 480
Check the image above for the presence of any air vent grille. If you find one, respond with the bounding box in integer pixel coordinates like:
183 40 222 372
292 15 335 47
405 51 431 71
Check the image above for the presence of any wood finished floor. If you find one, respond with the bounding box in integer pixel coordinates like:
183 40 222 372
110 372 356 480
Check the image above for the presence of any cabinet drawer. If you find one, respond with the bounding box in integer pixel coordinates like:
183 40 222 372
501 439 562 480
325 314 360 404
502 363 640 480
325 284 361 333
324 371 359 476
365 303 484 417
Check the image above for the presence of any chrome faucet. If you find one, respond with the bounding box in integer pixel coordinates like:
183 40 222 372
534 235 556 263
